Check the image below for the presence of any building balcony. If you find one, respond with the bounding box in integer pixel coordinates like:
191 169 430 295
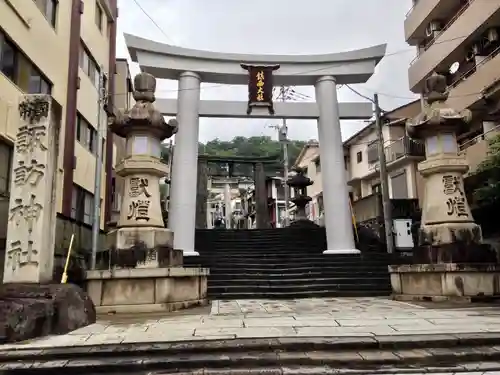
367 136 425 166
405 0 464 45
445 48 500 112
458 123 500 174
408 0 500 93
385 136 426 163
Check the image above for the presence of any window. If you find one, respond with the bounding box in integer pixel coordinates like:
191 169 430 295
102 138 106 161
71 184 94 225
356 151 363 163
0 33 16 81
314 158 321 173
95 2 103 31
317 194 324 214
35 0 58 28
367 141 378 164
0 141 13 196
76 113 97 154
390 171 409 199
79 41 100 86
0 30 52 93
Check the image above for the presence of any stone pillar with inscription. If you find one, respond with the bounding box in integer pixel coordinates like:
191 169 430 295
406 72 482 262
3 95 59 284
106 72 180 268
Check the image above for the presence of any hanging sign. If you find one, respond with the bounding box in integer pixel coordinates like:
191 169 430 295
241 64 280 115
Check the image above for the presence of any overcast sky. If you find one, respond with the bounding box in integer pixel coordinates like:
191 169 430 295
115 0 418 143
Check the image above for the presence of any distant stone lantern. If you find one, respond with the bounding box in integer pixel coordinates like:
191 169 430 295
406 72 481 261
107 72 179 268
287 166 316 226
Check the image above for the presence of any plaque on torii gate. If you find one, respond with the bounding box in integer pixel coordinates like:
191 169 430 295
241 64 280 115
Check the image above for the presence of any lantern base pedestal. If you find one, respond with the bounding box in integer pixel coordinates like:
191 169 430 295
389 263 500 302
102 227 181 269
87 227 209 315
416 222 491 263
85 267 209 315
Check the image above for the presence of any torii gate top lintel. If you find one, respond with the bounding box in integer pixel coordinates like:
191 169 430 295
125 33 387 86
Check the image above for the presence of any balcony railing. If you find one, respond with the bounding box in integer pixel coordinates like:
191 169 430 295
405 0 419 18
446 44 500 92
368 136 425 165
385 136 426 163
458 124 500 152
410 0 474 65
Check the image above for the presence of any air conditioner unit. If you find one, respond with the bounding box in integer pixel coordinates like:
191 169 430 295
425 21 442 38
484 28 499 46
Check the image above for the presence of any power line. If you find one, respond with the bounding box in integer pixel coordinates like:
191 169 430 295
116 6 496 108
116 18 479 100
130 0 177 44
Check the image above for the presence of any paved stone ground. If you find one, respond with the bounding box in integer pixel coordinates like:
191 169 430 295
3 297 500 350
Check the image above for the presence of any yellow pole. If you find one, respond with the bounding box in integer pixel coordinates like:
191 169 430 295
61 234 75 284
349 198 359 243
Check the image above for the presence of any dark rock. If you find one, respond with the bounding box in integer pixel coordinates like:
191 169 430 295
0 283 96 344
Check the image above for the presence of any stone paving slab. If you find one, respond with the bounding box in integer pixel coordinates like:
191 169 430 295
2 298 500 350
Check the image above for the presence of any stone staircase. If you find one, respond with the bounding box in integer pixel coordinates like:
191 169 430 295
185 227 393 300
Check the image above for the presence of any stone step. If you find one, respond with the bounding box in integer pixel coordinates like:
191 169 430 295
190 265 389 273
208 282 391 295
6 333 500 373
193 227 389 300
206 270 390 279
187 253 390 260
209 289 392 299
187 261 389 269
194 246 385 253
190 255 390 263
208 277 390 287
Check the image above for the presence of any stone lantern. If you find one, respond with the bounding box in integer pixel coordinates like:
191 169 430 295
106 72 180 268
406 72 481 261
85 72 209 314
287 166 316 226
388 72 500 302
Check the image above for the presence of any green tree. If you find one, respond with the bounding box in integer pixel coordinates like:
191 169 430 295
162 136 307 170
473 134 500 206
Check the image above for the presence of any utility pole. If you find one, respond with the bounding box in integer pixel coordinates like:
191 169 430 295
279 85 290 227
91 66 106 270
374 93 394 254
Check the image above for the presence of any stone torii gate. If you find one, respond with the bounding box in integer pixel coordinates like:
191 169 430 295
197 154 281 230
125 34 387 256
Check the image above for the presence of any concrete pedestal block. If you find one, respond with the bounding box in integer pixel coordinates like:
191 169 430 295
389 263 500 302
103 227 182 269
85 267 209 314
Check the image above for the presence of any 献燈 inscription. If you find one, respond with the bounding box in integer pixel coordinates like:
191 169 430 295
442 175 468 218
127 200 151 221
